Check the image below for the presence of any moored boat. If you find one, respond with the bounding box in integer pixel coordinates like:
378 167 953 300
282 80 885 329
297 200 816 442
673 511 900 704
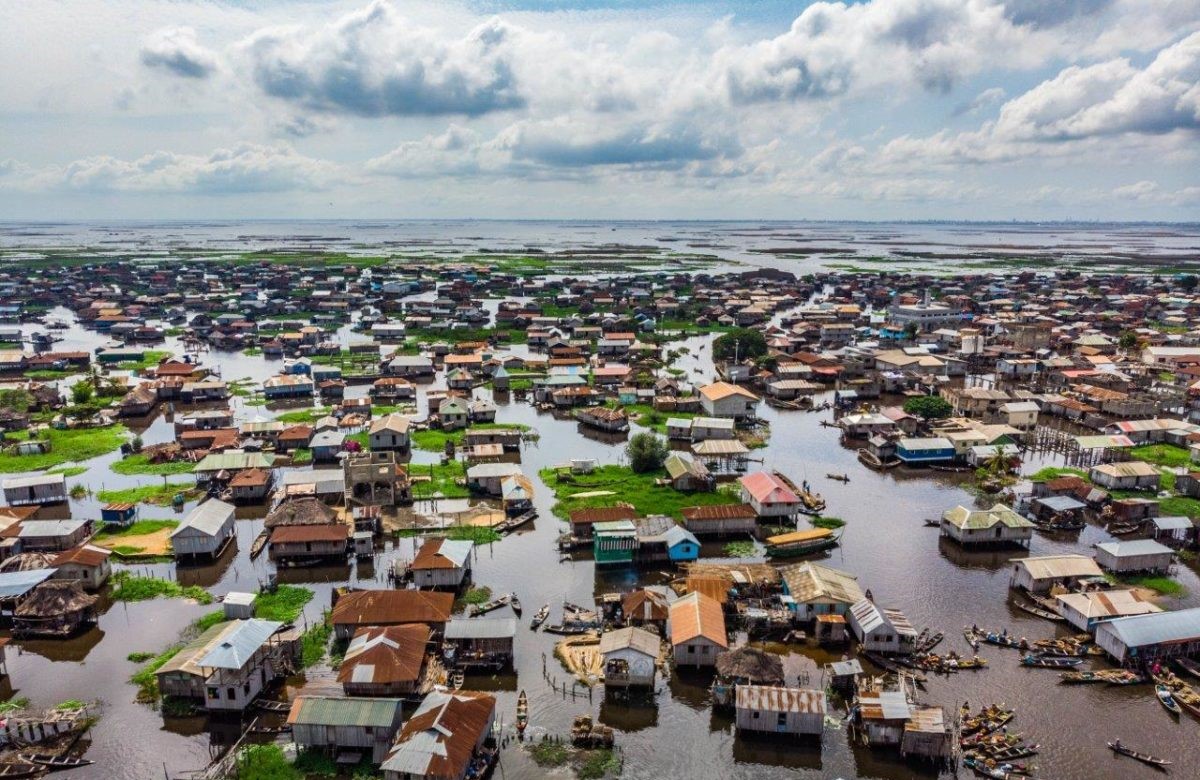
516 690 529 738
1020 654 1081 669
1176 657 1200 680
764 527 840 558
530 604 549 630
1155 683 1182 716
18 755 94 772
1107 740 1171 769
510 594 522 616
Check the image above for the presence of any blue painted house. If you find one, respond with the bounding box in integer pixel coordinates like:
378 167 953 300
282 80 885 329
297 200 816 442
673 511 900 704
101 502 138 527
664 526 701 562
896 437 956 464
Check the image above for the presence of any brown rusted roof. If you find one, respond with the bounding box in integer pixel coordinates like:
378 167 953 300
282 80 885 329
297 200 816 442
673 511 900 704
681 503 757 521
669 591 727 648
386 690 495 778
622 589 668 622
332 589 454 628
51 543 112 568
337 624 430 686
569 506 637 526
269 523 349 544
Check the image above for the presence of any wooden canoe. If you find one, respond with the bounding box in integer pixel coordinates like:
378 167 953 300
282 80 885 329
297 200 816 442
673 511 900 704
1108 741 1172 769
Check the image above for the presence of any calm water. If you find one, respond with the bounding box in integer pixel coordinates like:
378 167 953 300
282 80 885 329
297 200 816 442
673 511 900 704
2 223 1199 779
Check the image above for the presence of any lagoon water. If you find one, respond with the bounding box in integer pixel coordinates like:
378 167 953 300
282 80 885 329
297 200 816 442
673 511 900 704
1 222 1199 779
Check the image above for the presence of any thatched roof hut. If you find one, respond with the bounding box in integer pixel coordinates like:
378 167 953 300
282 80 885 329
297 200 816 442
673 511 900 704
264 497 338 528
13 580 99 637
715 646 785 685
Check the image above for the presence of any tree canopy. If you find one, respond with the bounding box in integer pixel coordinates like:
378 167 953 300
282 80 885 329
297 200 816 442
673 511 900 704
625 432 669 473
903 395 952 420
712 329 767 362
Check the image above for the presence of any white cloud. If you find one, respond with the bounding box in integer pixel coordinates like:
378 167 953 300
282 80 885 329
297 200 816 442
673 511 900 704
238 1 527 117
140 26 221 79
7 144 341 194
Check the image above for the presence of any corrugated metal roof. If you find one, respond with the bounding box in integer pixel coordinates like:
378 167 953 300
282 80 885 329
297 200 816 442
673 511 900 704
735 685 826 714
1099 607 1200 649
1096 540 1174 558
598 626 660 657
196 619 282 669
288 695 403 727
173 499 235 537
444 618 516 640
0 568 54 599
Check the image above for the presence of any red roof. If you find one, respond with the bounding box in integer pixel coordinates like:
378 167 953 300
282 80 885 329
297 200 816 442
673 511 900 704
739 472 800 505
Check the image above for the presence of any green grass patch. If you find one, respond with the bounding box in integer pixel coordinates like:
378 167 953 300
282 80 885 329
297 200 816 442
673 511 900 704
234 744 299 780
1130 443 1193 468
111 453 195 476
55 699 85 710
445 525 501 545
577 748 622 779
811 516 846 529
1028 466 1088 481
114 350 171 373
1111 574 1186 597
410 459 470 499
461 586 493 606
529 741 570 767
300 612 333 668
253 585 314 623
127 651 157 663
0 697 29 715
193 610 225 633
24 369 74 380
723 541 756 558
410 422 530 452
0 424 127 472
275 407 333 424
111 572 213 604
94 519 179 540
97 481 198 506
539 464 739 520
48 466 89 477
1158 495 1200 518
130 645 183 702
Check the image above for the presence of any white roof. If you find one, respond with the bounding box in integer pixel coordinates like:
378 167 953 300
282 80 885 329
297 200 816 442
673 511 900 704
173 499 235 538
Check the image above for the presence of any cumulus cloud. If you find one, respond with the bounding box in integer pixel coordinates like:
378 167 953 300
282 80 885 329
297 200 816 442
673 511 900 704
499 119 737 169
709 0 1033 104
140 26 220 79
875 31 1200 168
367 125 496 178
954 86 1007 116
1001 0 1114 29
240 1 525 117
1113 180 1200 205
10 144 340 194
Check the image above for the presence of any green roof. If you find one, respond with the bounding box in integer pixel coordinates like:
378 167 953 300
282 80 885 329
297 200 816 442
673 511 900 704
290 695 402 727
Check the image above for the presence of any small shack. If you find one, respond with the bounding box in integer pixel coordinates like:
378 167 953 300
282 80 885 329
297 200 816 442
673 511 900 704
289 695 405 765
734 685 826 737
171 499 236 561
598 626 660 689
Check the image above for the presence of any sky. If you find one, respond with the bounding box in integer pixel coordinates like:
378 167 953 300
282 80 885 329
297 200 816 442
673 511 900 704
1 0 1198 221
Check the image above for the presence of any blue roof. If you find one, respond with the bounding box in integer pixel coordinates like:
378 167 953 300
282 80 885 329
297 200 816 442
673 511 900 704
0 569 55 599
197 619 282 669
1100 607 1200 649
